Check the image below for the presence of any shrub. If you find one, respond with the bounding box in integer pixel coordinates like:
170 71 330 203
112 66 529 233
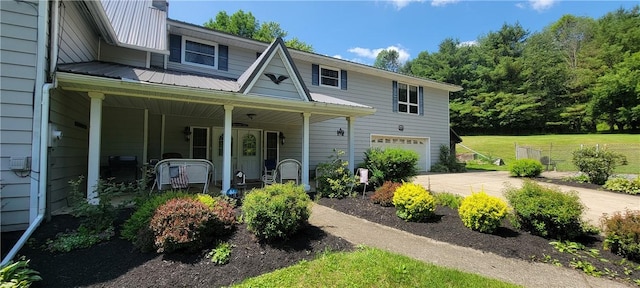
363 147 419 188
242 182 311 240
0 257 41 287
392 183 436 222
572 147 627 185
505 180 584 240
209 197 237 234
196 193 217 209
207 242 233 265
316 149 356 198
601 210 640 261
67 176 127 234
430 145 466 173
458 191 509 233
149 197 218 253
370 181 401 207
603 176 640 195
509 159 543 177
433 192 464 209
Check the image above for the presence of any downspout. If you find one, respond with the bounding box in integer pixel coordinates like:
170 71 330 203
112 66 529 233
1 0 57 266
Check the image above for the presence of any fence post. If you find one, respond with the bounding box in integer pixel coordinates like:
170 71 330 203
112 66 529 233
548 143 552 171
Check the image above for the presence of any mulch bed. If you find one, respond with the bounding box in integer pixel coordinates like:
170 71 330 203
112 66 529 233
2 208 353 288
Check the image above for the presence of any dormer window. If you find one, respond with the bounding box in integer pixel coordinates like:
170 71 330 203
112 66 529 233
183 37 217 69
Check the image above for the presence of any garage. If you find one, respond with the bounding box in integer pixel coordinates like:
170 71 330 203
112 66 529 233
370 135 430 171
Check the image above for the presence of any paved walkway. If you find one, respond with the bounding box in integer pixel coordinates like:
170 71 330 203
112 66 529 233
309 171 639 288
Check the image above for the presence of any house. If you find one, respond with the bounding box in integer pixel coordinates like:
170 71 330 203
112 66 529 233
0 0 461 262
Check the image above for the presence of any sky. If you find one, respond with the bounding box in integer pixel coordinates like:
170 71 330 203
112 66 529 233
168 0 639 65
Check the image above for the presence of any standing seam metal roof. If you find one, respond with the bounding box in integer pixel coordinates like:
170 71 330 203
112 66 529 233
100 0 167 53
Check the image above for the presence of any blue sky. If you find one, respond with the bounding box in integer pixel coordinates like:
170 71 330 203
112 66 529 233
169 1 638 65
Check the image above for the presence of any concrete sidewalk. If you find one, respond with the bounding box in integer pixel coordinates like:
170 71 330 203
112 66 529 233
309 204 631 288
413 171 640 225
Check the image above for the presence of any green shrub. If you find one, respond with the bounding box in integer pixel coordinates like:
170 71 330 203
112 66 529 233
316 149 356 199
433 192 464 209
196 193 217 209
458 191 509 233
67 176 127 234
45 227 113 253
601 210 640 261
392 182 436 222
242 182 311 240
572 147 627 185
509 159 543 177
363 147 419 188
505 180 584 240
149 197 218 253
603 177 640 195
430 145 466 173
370 181 401 207
121 191 192 250
0 257 41 287
207 242 233 265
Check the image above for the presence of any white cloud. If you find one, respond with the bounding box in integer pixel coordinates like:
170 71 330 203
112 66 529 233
390 0 425 10
457 40 478 47
529 0 556 11
347 45 411 63
515 3 526 9
431 0 460 7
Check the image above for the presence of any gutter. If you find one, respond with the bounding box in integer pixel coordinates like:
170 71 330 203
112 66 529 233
1 0 56 266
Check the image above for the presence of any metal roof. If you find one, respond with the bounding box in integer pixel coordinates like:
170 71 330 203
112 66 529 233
100 0 168 54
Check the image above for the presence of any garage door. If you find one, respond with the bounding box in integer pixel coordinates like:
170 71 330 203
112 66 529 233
370 135 429 171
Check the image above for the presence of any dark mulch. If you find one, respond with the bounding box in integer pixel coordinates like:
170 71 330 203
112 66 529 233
2 208 353 288
318 194 640 285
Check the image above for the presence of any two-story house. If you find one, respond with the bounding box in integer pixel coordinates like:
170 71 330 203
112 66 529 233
0 0 461 263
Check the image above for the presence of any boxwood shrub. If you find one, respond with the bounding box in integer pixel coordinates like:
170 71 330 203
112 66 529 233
509 159 543 178
458 192 509 233
392 182 436 222
242 182 311 241
505 180 584 240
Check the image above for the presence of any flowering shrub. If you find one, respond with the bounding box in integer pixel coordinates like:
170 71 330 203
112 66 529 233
392 182 436 222
242 182 311 240
458 191 509 233
370 181 401 207
601 210 640 261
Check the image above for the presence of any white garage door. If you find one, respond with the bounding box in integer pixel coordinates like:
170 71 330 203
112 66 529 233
370 135 430 171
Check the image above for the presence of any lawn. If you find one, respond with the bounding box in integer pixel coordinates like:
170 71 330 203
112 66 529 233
458 134 640 174
235 246 519 288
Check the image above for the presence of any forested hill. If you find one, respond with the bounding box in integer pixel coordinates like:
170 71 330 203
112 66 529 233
401 6 639 135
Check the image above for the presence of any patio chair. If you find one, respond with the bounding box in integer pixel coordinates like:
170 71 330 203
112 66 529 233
262 159 277 187
274 159 302 184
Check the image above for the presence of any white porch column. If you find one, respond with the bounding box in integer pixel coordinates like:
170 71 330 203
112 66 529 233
302 113 310 191
222 105 234 194
347 116 355 173
87 92 104 204
142 109 148 164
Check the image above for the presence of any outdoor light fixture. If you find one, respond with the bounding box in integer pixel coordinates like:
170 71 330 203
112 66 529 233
246 113 256 120
279 132 286 145
398 125 404 131
337 128 345 136
183 126 192 141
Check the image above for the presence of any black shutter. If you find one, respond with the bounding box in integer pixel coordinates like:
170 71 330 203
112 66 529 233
340 70 347 90
419 86 424 116
312 64 319 86
392 81 398 112
218 45 228 71
169 34 181 62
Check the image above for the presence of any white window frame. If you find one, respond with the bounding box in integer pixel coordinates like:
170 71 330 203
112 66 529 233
397 82 419 115
319 65 341 89
181 36 218 69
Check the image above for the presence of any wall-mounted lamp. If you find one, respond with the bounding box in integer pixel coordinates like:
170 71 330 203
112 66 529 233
183 126 192 141
337 128 345 136
398 125 404 131
279 132 286 145
247 113 256 120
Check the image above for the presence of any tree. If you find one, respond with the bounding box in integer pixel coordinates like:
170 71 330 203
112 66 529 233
373 49 400 72
204 10 313 52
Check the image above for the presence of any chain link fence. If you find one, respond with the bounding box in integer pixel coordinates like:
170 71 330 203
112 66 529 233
515 143 640 173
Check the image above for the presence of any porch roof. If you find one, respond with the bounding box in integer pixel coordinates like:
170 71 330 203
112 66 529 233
57 61 374 118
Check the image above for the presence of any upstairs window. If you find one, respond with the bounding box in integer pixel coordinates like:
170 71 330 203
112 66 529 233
311 64 347 90
183 37 217 69
393 81 423 116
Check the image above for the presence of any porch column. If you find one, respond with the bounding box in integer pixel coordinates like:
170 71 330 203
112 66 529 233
222 105 233 194
302 113 310 191
87 92 104 204
347 116 355 173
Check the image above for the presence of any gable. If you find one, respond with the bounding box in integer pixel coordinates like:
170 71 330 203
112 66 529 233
247 49 304 100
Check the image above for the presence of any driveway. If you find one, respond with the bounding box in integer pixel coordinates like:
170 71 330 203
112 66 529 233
413 171 640 225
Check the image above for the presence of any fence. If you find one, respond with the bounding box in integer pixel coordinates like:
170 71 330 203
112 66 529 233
515 143 640 173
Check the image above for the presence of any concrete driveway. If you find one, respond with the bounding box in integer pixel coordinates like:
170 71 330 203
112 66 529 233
413 171 640 225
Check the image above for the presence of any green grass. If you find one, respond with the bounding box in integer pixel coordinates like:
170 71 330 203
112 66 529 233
233 247 520 288
458 134 640 174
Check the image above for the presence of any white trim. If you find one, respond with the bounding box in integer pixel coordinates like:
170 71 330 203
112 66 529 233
87 92 105 204
302 113 311 191
190 126 211 159
181 36 218 70
397 82 420 115
319 65 341 89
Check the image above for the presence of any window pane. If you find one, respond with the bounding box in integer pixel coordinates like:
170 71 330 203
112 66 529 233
399 104 408 113
321 77 339 87
186 40 215 55
185 52 215 66
409 105 418 114
321 68 338 78
399 83 407 102
409 85 418 104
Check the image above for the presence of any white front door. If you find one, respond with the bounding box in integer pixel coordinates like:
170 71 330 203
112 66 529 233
212 128 262 181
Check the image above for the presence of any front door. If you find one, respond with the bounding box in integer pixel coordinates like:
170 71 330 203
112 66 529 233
211 128 262 182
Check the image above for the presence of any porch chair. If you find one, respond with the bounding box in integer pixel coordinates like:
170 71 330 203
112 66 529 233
274 159 302 184
261 159 277 187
